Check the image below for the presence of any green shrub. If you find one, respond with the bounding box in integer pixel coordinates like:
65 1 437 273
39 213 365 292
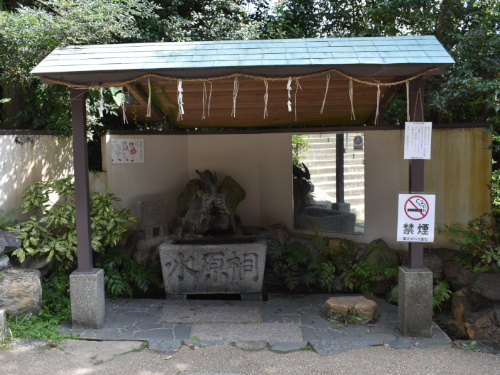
439 213 500 272
8 175 138 270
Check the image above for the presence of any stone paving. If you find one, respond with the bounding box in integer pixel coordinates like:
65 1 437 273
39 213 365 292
59 294 452 355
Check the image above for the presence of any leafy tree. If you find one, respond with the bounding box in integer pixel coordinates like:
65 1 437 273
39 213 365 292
0 0 160 133
264 1 499 127
141 0 265 42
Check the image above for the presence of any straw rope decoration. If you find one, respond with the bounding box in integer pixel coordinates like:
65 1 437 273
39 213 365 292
263 80 269 119
294 79 302 121
146 76 152 118
47 67 439 124
414 87 424 121
98 87 104 118
231 76 239 117
320 73 330 115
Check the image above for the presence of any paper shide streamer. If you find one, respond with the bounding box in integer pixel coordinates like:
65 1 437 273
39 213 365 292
177 80 184 121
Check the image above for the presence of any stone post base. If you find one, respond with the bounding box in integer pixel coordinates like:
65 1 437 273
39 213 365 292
398 266 433 337
70 268 105 329
0 309 5 341
332 202 351 213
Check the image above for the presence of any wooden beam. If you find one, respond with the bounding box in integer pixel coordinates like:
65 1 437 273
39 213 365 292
70 88 93 272
408 77 425 269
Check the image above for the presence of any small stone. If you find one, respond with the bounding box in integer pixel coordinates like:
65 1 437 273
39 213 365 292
324 296 379 323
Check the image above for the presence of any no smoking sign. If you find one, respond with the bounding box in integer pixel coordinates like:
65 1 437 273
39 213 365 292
397 194 435 242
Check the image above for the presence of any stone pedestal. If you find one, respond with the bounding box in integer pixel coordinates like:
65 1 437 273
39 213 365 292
398 266 433 337
159 238 266 295
332 202 351 213
70 268 105 329
136 198 169 240
0 309 5 341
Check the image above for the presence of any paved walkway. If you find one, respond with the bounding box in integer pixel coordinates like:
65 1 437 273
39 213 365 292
59 294 452 355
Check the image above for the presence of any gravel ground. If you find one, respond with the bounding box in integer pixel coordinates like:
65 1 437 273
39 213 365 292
1 341 499 375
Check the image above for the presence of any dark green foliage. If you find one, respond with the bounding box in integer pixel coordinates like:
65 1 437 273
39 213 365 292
96 250 160 299
266 239 310 291
433 279 452 313
439 213 500 272
8 175 138 270
0 208 18 229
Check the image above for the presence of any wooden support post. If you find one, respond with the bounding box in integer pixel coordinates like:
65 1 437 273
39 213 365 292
336 133 345 204
70 88 93 272
408 78 425 269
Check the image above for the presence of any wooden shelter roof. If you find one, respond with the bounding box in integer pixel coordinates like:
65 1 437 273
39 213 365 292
31 36 454 129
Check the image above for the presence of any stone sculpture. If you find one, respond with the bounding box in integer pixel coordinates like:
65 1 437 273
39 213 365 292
179 170 245 236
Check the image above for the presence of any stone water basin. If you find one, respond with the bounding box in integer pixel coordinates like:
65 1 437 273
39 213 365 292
295 206 356 233
159 237 266 296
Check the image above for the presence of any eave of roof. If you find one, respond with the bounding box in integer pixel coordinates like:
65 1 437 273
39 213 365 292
31 36 454 87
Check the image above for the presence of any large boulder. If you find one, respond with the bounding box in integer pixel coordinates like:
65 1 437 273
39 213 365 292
0 231 22 253
0 268 42 316
445 268 500 341
176 179 204 218
362 239 398 266
360 239 398 294
181 193 235 236
443 261 473 290
469 273 500 301
219 176 246 212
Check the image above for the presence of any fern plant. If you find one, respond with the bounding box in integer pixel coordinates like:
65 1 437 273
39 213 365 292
96 250 160 299
266 239 311 291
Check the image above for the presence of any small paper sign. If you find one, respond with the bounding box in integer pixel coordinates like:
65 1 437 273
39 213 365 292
111 138 144 164
404 122 432 159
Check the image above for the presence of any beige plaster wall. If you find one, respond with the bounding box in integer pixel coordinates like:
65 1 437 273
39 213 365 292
101 134 189 220
102 133 293 227
101 128 490 250
0 135 74 216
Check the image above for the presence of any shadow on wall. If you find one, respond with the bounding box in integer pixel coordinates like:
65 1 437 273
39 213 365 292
0 133 74 218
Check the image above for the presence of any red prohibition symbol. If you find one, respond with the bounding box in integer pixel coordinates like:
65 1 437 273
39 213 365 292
404 195 429 220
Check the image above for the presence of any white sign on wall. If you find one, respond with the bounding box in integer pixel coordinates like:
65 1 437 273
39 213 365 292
397 194 435 242
404 122 432 159
111 138 144 164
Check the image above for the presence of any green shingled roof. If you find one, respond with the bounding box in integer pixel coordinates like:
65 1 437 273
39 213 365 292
31 36 453 86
